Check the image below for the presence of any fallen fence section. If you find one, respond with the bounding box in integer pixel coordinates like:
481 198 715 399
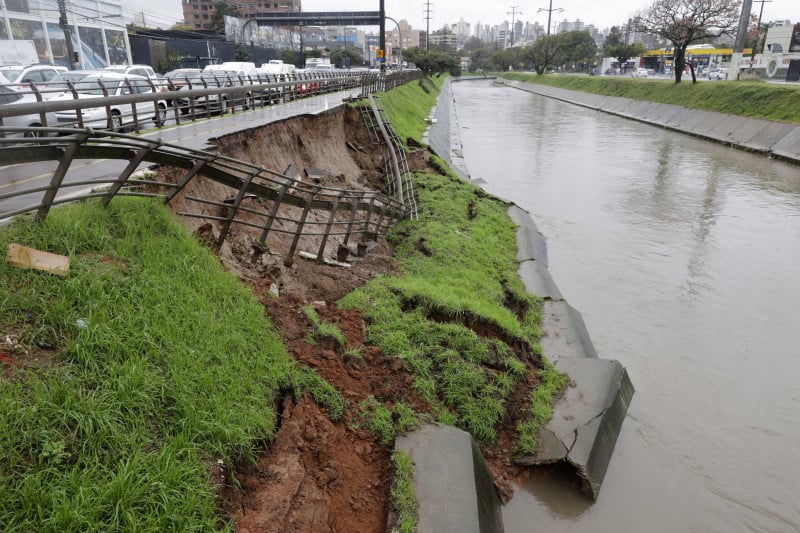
362 94 418 220
0 128 408 264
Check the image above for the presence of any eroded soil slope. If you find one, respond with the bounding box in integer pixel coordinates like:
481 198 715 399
156 105 527 531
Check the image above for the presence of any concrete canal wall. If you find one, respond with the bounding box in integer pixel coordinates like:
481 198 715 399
398 78 634 531
498 79 800 165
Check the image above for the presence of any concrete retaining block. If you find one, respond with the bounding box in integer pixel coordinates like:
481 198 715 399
394 424 504 533
518 260 562 301
515 356 634 500
771 126 800 161
663 107 696 129
739 122 797 151
508 206 548 266
540 300 599 361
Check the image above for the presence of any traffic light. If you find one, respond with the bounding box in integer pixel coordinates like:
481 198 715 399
72 51 79 64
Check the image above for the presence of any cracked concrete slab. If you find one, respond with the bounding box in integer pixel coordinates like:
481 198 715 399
515 357 634 500
394 424 504 533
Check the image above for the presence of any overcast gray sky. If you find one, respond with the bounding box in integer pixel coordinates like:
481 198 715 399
131 0 800 34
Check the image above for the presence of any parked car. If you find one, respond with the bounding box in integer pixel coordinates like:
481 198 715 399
590 68 601 76
633 68 649 78
51 72 166 132
708 68 729 80
43 69 104 99
104 64 168 92
174 73 235 116
163 68 202 90
0 85 57 138
0 64 66 91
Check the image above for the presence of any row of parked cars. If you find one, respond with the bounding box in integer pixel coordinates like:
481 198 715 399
0 61 350 138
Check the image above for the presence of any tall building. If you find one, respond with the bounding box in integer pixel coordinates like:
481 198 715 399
182 0 300 31
557 18 585 34
451 17 470 48
0 0 131 67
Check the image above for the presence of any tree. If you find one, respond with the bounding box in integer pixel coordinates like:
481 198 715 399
205 1 240 34
557 31 598 72
460 36 485 54
638 0 742 84
604 42 645 74
330 47 364 69
524 34 561 75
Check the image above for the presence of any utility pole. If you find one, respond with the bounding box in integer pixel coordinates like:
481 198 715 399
507 5 521 47
537 0 563 37
424 0 432 51
751 0 772 59
379 0 386 72
57 0 78 69
729 0 754 80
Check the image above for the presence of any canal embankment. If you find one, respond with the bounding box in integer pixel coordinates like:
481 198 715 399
417 77 634 517
496 78 800 164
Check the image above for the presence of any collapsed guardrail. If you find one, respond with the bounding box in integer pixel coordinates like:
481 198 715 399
0 126 409 265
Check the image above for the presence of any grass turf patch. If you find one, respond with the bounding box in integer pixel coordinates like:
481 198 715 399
0 198 336 530
340 168 546 445
501 72 800 124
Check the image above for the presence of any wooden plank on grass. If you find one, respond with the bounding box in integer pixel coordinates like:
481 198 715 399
5 244 70 277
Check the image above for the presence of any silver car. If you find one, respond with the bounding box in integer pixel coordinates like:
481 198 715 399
0 85 57 138
51 72 166 131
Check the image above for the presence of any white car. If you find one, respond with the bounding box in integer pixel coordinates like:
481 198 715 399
51 72 166 132
709 68 729 80
633 68 648 78
0 85 57 138
0 64 66 91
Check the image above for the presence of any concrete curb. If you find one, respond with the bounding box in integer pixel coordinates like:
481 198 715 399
498 79 800 164
516 357 634 500
394 424 505 533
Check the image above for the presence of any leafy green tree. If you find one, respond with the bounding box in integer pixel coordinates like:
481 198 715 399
524 34 561 75
330 47 364 69
460 36 485 54
556 30 598 71
467 47 491 71
234 43 251 61
604 42 646 74
638 0 741 83
401 46 427 67
205 1 240 34
281 49 296 66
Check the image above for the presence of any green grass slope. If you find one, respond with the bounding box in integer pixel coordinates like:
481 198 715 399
502 73 800 124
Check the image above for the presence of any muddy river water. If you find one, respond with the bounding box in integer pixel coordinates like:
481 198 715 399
449 80 800 532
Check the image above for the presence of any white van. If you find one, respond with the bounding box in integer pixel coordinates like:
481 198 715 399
203 62 258 77
258 60 296 76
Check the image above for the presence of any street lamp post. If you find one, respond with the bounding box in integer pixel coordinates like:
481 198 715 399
537 0 563 37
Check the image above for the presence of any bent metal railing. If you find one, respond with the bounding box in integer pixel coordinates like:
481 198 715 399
0 69 425 263
0 126 409 265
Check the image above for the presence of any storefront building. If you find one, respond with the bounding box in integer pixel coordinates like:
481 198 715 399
1 0 131 68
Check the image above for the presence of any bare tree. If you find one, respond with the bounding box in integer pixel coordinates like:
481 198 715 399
638 0 742 84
